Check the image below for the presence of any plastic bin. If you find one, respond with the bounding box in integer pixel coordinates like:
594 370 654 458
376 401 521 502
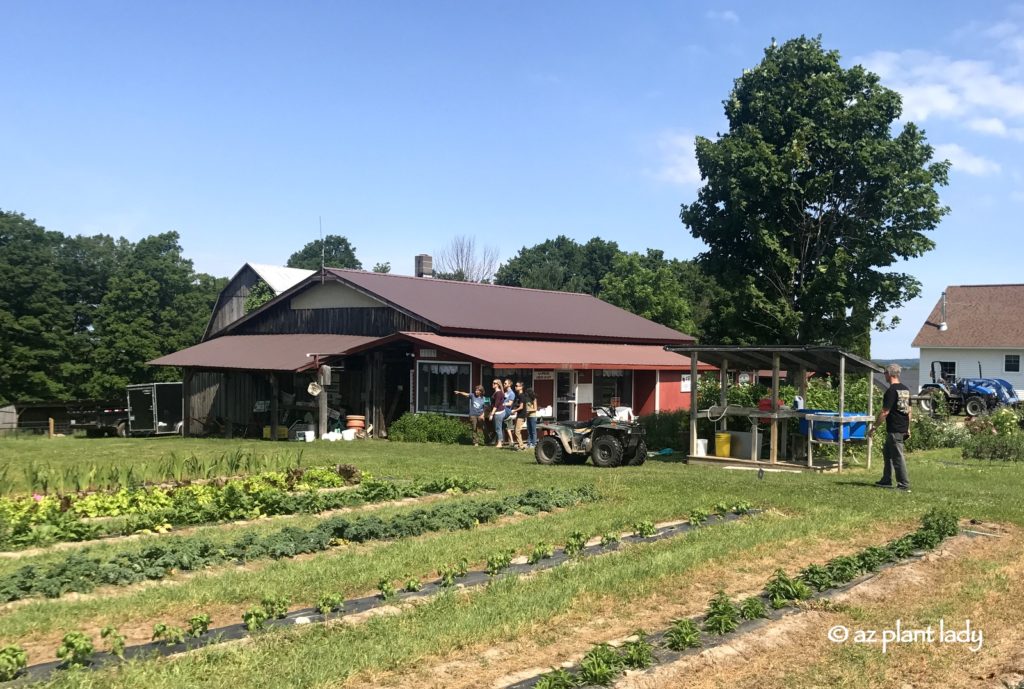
798 410 867 441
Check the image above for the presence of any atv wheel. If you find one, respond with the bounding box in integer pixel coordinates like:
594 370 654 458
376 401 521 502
965 396 987 417
535 436 565 465
562 454 588 465
591 435 623 467
624 439 648 466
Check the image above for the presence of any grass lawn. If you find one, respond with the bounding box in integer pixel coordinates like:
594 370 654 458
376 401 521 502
0 436 1021 688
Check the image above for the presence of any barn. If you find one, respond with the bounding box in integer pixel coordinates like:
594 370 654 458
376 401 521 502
151 260 712 439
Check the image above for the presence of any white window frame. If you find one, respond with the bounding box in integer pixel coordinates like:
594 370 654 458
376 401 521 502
1005 354 1021 373
936 361 956 382
415 360 472 416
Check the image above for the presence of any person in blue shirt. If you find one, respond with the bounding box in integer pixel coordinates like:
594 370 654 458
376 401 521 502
454 385 489 446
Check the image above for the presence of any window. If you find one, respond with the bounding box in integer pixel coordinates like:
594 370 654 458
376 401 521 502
593 370 633 408
936 361 956 383
417 362 470 414
481 367 533 389
1006 355 1021 373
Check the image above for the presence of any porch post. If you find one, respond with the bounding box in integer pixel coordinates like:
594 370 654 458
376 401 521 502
718 358 728 433
769 352 780 463
269 372 279 442
689 354 699 457
182 368 193 438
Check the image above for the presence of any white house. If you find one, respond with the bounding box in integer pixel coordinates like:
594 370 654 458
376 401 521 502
912 284 1024 391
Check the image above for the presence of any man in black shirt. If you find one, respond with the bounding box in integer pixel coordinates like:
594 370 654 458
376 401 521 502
874 363 912 491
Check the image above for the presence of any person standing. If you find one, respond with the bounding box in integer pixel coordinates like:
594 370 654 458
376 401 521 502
502 378 517 446
454 385 488 446
523 386 539 448
512 381 529 450
489 379 506 448
873 363 912 492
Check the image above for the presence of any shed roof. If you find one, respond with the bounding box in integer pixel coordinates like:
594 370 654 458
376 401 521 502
149 334 379 372
227 268 695 345
912 285 1024 349
664 345 881 376
347 332 714 370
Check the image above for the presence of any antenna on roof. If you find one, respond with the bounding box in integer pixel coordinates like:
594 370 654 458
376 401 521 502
319 216 325 284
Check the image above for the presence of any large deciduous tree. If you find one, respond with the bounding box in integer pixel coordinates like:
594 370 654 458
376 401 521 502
600 250 694 334
287 235 361 271
494 236 620 295
681 36 949 354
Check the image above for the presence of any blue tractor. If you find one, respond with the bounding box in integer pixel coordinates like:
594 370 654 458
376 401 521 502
919 361 1020 417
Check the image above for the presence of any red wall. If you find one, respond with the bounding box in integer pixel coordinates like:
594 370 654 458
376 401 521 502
634 371 657 416
533 376 554 409
657 370 692 412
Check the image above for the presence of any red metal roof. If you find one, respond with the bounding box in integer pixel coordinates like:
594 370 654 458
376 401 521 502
350 332 715 370
149 334 379 371
319 269 694 344
912 284 1024 348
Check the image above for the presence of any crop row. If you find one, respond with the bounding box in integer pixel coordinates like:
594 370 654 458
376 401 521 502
0 486 599 603
0 467 484 551
0 501 755 683
525 507 960 689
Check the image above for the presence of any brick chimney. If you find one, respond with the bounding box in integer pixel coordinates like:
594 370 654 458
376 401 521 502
415 254 433 278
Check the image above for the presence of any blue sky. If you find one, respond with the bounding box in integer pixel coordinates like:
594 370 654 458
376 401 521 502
2 1 1020 358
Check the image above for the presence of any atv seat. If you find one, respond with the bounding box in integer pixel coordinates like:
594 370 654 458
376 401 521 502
565 420 594 429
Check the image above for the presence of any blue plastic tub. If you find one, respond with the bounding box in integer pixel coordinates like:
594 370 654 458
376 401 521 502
797 410 868 441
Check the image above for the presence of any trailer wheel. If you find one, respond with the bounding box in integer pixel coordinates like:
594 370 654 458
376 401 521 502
535 436 564 465
965 396 986 417
591 435 623 467
116 421 128 438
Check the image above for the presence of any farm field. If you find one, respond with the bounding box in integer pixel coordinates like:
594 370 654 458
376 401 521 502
1 436 1023 688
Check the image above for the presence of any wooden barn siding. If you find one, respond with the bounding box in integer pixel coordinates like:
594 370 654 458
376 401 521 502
234 306 432 337
206 269 260 339
187 369 270 435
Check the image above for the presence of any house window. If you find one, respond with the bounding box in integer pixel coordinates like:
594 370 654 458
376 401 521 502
936 361 956 383
417 362 470 414
593 370 633 409
482 367 533 389
1006 355 1021 373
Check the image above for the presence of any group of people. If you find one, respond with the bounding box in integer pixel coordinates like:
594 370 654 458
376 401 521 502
454 378 539 450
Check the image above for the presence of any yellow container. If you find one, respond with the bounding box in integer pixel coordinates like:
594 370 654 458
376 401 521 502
263 425 289 440
714 432 731 458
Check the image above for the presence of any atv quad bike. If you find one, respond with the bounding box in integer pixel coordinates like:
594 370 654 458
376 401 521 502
534 407 647 467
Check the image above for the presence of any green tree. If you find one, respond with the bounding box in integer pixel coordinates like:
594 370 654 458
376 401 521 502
681 36 949 355
372 261 391 273
600 250 694 334
244 279 274 313
287 235 361 271
495 236 621 295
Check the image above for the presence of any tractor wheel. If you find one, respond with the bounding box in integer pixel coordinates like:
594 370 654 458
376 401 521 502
535 436 565 465
591 435 623 467
965 396 987 417
624 440 648 466
919 389 945 415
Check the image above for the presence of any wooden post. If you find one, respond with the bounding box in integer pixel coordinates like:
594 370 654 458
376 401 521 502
866 368 874 470
48 417 55 438
769 352 780 464
269 372 279 442
838 355 846 473
223 372 233 439
718 358 728 433
318 367 328 440
689 354 699 457
182 368 193 437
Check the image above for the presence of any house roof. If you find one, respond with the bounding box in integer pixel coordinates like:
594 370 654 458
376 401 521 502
248 263 315 294
912 285 1024 349
345 332 715 370
301 269 694 344
149 334 379 372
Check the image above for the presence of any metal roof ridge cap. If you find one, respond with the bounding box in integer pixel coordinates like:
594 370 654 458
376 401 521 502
327 267 595 296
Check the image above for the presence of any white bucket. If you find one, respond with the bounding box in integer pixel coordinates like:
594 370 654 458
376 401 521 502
695 439 708 456
341 428 357 441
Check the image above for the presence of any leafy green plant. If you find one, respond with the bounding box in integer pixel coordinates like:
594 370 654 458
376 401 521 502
856 546 890 572
100 626 125 659
0 645 28 681
317 593 345 615
378 578 396 601
739 596 767 620
455 558 470 577
528 542 555 564
702 591 741 635
187 613 212 637
151 623 186 645
764 569 812 609
564 530 589 557
261 595 289 619
621 633 654 669
486 549 515 576
921 507 959 539
633 520 657 537
687 509 709 526
577 643 625 686
56 631 93 668
599 532 620 547
439 565 458 588
712 501 731 517
731 501 753 515
534 668 578 689
404 578 423 592
388 413 473 444
798 563 834 592
242 607 269 632
825 556 861 584
664 617 702 650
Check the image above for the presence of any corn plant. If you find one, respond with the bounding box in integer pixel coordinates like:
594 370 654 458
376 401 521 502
702 591 741 635
739 596 768 620
599 532 620 547
261 595 289 619
378 578 397 601
764 569 812 609
528 542 555 564
100 626 125 658
564 530 589 557
0 645 28 681
687 509 709 526
633 520 657 537
316 593 345 615
577 643 625 686
242 607 269 632
664 618 702 650
621 633 655 669
187 613 212 637
56 631 93 668
534 668 577 689
151 623 186 645
404 578 422 592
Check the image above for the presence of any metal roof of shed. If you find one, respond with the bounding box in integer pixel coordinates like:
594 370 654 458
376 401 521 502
149 334 378 372
664 345 882 376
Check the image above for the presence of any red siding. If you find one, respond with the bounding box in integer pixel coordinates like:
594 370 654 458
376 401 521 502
533 376 554 408
657 370 692 411
634 370 657 416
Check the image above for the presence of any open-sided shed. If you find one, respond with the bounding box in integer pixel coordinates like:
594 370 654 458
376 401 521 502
666 345 883 472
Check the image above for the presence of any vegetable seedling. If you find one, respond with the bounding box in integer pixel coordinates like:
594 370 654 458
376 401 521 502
664 618 702 651
316 593 345 615
187 613 212 638
56 631 93 668
702 591 741 635
0 645 28 682
100 626 125 658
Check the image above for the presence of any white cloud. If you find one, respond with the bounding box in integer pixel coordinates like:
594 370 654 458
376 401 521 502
967 117 1009 135
933 143 1002 176
705 9 739 23
652 132 701 187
